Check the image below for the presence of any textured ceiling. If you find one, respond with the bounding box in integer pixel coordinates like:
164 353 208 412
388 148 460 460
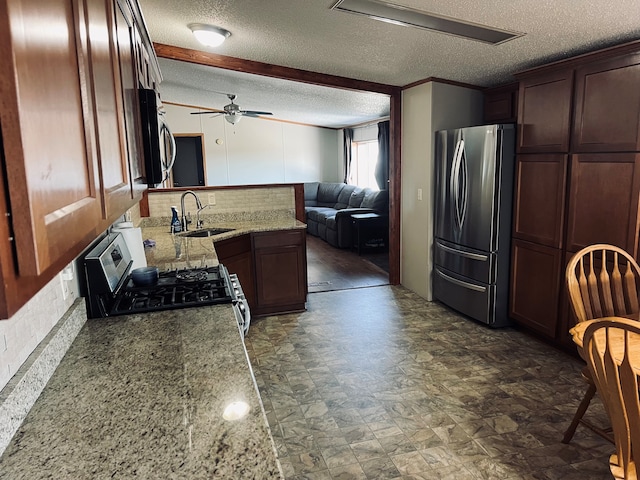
139 0 640 127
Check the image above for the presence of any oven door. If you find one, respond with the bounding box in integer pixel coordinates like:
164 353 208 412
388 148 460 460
229 273 251 337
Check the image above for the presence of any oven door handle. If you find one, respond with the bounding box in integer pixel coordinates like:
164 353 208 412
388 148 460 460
234 297 251 336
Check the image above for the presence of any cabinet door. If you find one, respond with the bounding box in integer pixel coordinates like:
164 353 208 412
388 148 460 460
512 154 567 248
565 153 640 254
572 53 640 152
517 70 574 153
253 230 307 314
114 0 145 199
0 0 102 276
214 234 256 310
483 83 518 124
86 0 135 226
510 239 562 338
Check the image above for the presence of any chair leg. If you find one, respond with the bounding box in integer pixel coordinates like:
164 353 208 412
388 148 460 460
562 383 597 444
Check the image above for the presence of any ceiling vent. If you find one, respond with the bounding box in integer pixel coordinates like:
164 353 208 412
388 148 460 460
331 0 523 45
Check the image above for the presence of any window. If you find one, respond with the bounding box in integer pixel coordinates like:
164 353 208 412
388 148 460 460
349 140 379 190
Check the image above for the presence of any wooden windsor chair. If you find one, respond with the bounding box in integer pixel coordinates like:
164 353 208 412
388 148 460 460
562 244 640 444
581 318 640 479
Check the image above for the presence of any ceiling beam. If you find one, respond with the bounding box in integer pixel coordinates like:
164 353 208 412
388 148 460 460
153 43 400 97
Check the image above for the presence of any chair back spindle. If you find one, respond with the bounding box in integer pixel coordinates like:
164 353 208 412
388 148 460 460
583 319 640 479
567 245 640 324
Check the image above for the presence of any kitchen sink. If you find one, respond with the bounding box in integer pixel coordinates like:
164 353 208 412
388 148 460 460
180 227 235 238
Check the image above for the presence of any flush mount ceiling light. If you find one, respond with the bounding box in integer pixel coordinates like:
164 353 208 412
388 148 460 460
331 0 523 45
188 23 231 47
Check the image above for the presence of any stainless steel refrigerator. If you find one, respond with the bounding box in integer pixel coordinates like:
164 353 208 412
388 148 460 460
433 124 515 327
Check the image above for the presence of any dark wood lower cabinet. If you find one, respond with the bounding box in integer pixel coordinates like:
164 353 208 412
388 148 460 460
215 229 307 317
253 230 308 316
510 239 563 339
214 234 256 310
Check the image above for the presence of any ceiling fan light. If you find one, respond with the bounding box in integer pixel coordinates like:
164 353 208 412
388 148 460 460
189 23 231 47
225 114 241 125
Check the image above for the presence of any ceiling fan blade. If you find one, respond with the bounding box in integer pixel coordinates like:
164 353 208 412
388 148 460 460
190 111 224 116
240 110 274 117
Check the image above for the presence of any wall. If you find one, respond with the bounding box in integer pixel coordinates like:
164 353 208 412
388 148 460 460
164 103 342 185
400 82 483 300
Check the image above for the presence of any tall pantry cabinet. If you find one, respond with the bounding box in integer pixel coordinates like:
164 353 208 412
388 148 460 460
509 40 640 347
0 0 160 318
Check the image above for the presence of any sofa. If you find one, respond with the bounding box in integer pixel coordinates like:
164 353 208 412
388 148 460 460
304 182 389 248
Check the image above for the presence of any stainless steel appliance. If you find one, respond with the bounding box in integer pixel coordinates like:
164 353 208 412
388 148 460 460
433 124 515 327
82 233 250 336
139 88 176 187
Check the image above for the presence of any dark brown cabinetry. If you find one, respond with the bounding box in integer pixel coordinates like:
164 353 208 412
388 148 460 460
253 230 308 316
565 153 640 253
483 83 518 124
510 40 640 345
512 154 568 248
517 70 574 153
510 239 563 338
215 229 308 317
0 0 159 318
572 54 640 152
214 234 256 310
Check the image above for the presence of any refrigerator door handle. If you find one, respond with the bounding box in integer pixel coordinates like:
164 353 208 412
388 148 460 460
450 138 468 231
436 240 488 262
435 268 487 293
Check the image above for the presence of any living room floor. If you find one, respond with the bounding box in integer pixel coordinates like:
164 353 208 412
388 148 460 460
306 235 389 293
245 286 613 480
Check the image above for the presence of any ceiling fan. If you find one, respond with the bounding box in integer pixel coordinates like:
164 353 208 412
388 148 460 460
190 93 273 125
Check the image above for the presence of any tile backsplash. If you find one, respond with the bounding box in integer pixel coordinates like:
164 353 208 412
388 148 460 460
0 263 78 392
146 186 295 218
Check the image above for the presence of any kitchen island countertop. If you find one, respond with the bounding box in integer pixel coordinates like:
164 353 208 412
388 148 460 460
0 305 283 479
140 218 306 271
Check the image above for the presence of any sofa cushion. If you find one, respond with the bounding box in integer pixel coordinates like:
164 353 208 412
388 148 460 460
307 207 337 222
361 189 389 212
304 182 320 206
348 187 366 208
325 216 337 230
334 184 358 209
317 182 346 207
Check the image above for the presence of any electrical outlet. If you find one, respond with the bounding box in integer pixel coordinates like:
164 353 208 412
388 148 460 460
60 266 74 300
60 275 70 300
208 193 216 205
417 188 423 201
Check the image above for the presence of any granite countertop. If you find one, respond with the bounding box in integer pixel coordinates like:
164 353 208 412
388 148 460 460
0 305 282 479
140 218 306 271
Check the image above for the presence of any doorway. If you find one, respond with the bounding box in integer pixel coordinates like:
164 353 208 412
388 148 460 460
171 134 205 187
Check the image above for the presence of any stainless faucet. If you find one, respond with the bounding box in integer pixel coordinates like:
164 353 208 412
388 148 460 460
180 190 204 231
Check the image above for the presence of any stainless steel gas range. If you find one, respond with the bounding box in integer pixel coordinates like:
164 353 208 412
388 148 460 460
82 233 250 336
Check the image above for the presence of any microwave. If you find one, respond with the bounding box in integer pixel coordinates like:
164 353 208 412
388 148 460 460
139 88 176 187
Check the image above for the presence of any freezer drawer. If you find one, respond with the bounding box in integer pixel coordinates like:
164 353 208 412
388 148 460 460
434 238 496 284
433 265 508 327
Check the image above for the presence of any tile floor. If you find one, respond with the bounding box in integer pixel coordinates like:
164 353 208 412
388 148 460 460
245 285 614 480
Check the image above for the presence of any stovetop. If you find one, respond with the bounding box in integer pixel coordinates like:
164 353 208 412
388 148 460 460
110 266 233 316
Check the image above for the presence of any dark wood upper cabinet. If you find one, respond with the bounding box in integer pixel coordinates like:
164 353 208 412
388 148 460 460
483 83 518 124
0 0 159 318
86 0 135 226
572 53 640 152
565 153 640 255
0 0 103 277
512 154 568 248
517 70 574 153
